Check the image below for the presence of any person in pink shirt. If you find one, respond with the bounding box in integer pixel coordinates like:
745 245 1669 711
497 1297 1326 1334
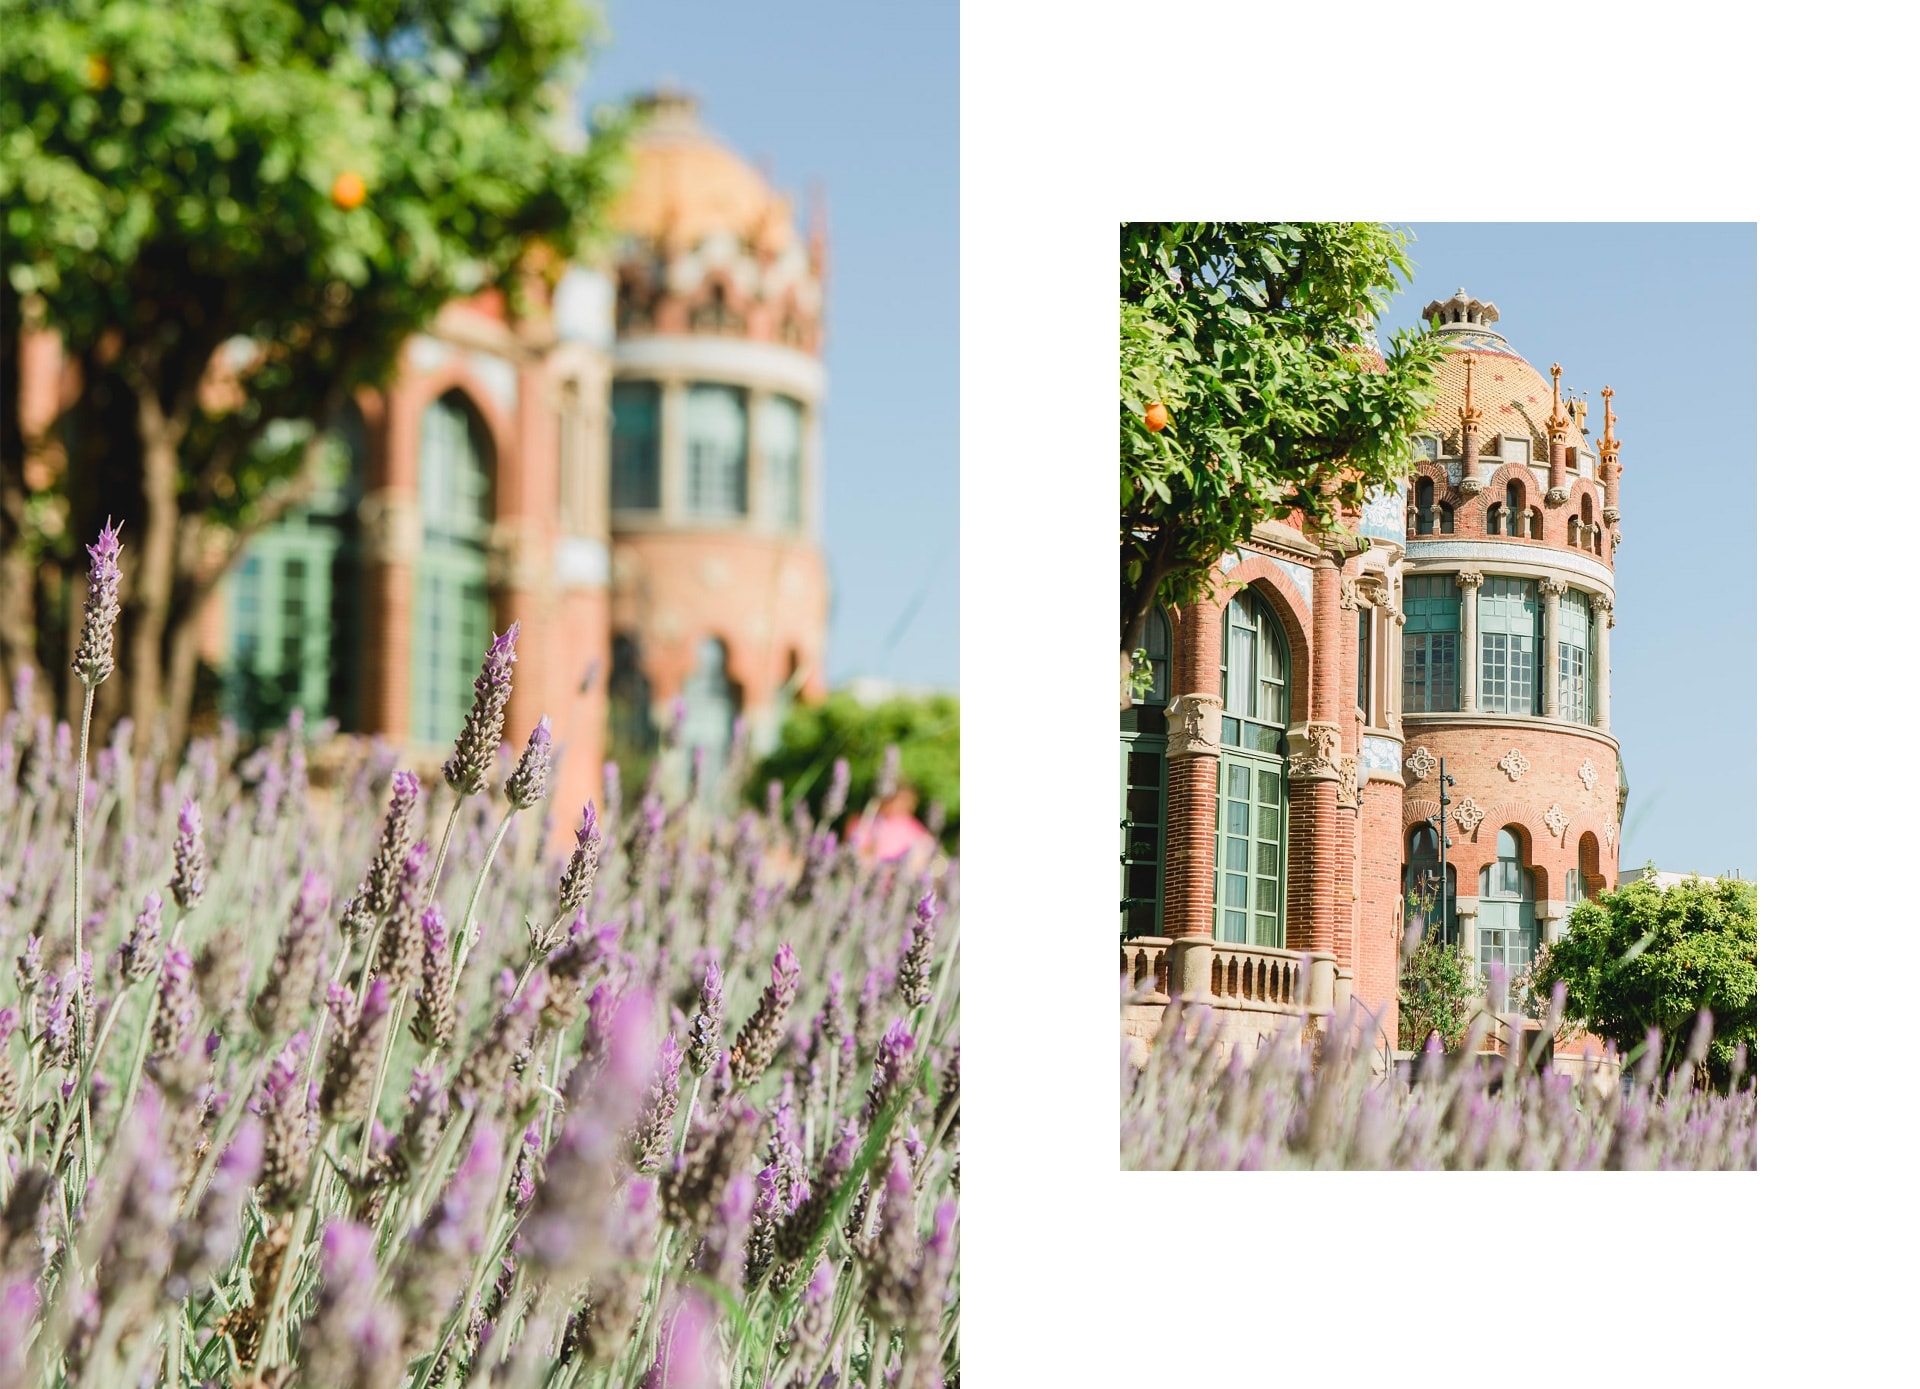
845 785 938 871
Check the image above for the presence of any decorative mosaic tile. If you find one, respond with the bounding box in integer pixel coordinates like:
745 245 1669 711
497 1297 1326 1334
1277 559 1312 610
1361 736 1401 773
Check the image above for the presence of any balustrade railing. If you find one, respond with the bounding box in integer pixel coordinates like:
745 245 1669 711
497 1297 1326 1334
1119 936 1333 1014
1120 936 1172 1001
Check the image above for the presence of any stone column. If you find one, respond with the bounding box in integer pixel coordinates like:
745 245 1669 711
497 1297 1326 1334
1455 570 1482 713
1539 577 1566 721
1593 594 1614 731
660 378 688 522
1163 597 1224 996
359 491 421 742
1289 554 1350 961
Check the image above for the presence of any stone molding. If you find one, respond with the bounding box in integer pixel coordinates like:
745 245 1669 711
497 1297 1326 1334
1539 576 1569 598
1497 748 1531 782
358 490 422 565
1545 485 1570 506
1339 577 1360 611
1454 569 1484 591
1402 539 1616 593
1165 693 1223 760
1336 755 1360 809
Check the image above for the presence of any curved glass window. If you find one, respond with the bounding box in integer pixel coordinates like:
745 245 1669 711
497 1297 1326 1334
413 392 493 745
1557 588 1593 725
1478 827 1539 1009
759 394 804 529
687 384 748 517
1214 589 1288 946
1402 575 1460 713
1479 577 1539 715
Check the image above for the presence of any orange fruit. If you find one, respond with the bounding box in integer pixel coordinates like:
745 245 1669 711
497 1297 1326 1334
331 171 367 211
1144 402 1169 433
84 55 110 90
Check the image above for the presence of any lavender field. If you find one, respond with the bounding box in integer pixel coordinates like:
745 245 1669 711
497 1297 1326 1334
1121 998 1755 1171
0 531 959 1387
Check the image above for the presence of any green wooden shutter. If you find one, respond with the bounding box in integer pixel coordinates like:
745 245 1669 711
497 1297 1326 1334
1119 736 1167 939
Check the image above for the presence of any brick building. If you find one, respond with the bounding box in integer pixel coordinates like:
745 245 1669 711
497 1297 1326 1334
193 92 831 816
1122 288 1628 1059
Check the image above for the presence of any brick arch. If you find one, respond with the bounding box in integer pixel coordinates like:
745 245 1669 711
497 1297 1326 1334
1213 553 1314 725
1482 462 1542 507
388 361 519 497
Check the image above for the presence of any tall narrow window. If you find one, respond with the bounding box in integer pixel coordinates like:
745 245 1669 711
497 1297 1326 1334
1415 477 1436 535
1405 823 1457 948
1558 588 1593 725
1356 604 1372 726
1402 575 1460 714
413 392 493 745
759 394 804 529
1478 827 1538 1009
610 380 661 511
1504 480 1524 537
1478 576 1538 715
1215 590 1288 947
686 384 748 517
1120 607 1171 938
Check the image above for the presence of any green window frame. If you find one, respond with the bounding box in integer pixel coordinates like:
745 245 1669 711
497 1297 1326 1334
1479 576 1539 715
1557 588 1593 725
1478 827 1539 1009
1120 736 1167 939
412 392 493 746
1356 605 1372 726
1214 588 1288 946
611 380 662 511
1404 822 1458 948
1402 575 1459 713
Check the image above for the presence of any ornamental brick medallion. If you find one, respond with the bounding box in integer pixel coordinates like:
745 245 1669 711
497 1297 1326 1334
1453 796 1486 834
1543 803 1569 840
1498 748 1531 782
1578 757 1598 793
1604 818 1617 853
1406 746 1438 782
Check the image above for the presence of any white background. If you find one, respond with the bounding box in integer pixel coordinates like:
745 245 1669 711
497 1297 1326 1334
958 1 1909 1382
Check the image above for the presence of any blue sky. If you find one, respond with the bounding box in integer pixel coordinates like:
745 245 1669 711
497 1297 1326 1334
578 1 958 691
1374 223 1757 880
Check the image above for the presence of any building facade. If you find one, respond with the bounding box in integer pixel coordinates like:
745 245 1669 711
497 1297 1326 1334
206 93 829 814
1122 288 1627 1060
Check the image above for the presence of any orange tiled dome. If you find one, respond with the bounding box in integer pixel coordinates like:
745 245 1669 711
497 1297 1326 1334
1418 289 1563 459
611 92 799 256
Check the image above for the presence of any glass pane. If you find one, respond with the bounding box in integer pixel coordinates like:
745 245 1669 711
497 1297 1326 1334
1223 911 1247 942
1256 841 1278 877
1228 764 1249 798
1127 863 1158 899
1127 750 1163 788
1257 805 1278 839
1258 770 1280 804
1126 788 1159 823
1250 724 1284 755
1125 902 1156 938
1219 716 1239 748
611 381 662 510
1254 914 1279 948
1224 876 1247 908
687 384 749 516
1227 801 1249 835
1225 839 1248 872
1256 879 1277 912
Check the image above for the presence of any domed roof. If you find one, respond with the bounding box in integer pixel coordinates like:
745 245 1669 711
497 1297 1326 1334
1419 289 1563 456
611 92 800 256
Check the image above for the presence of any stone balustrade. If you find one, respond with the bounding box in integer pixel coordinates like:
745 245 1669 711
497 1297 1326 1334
1210 942 1314 1012
1120 936 1173 1002
1120 936 1335 1016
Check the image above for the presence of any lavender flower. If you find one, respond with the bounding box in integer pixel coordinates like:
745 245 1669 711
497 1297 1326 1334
341 770 421 941
555 800 602 919
0 1009 18 1124
169 797 207 912
70 522 123 688
686 962 724 1077
728 943 799 1090
256 1032 311 1210
320 977 389 1122
443 623 519 798
863 1017 918 1127
410 903 454 1049
301 1221 402 1389
822 757 851 823
898 890 941 1009
251 870 329 1039
167 1116 263 1297
394 1120 503 1356
117 892 163 984
631 1034 683 1173
370 840 430 993
146 946 199 1084
862 1143 920 1322
663 1098 762 1236
504 715 553 809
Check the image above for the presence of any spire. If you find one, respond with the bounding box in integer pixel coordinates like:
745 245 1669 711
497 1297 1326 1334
1458 351 1482 428
1599 385 1620 463
1548 363 1569 437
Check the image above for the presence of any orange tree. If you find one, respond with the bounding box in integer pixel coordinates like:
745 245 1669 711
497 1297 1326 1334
0 0 631 751
1120 222 1443 677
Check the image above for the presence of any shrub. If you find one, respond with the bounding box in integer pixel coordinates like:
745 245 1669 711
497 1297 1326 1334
749 692 959 853
1397 937 1475 1053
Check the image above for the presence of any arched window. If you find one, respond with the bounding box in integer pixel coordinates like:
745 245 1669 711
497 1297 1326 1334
1215 590 1289 946
1478 827 1538 1009
1415 477 1436 535
227 403 366 731
1438 502 1455 534
1504 481 1524 537
412 391 493 745
1405 822 1458 947
1120 606 1173 938
682 636 740 769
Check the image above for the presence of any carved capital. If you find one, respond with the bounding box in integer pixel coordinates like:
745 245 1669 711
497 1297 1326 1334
1339 577 1359 611
1602 506 1621 525
1165 693 1223 760
1336 755 1360 809
1590 593 1614 615
1456 474 1485 497
358 491 422 565
1454 569 1484 591
1539 577 1568 598
1358 574 1393 613
1545 485 1570 507
1289 721 1342 783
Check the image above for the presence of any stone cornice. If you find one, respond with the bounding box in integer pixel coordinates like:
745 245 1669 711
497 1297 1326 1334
1401 711 1620 754
1405 538 1616 596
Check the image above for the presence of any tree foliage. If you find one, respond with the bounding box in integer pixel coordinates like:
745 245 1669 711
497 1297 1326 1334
1118 222 1443 656
1535 872 1758 1085
749 691 959 854
0 0 630 749
1398 937 1475 1053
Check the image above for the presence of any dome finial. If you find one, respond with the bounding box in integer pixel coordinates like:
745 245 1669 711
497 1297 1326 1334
1600 385 1620 460
1548 363 1569 435
1459 350 1481 426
